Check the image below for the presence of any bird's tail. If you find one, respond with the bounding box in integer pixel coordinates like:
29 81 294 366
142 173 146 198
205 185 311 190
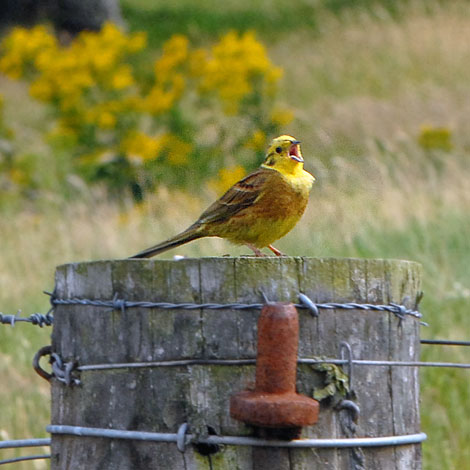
129 226 204 259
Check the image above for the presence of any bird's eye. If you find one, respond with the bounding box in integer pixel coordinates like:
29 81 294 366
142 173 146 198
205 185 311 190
275 146 282 154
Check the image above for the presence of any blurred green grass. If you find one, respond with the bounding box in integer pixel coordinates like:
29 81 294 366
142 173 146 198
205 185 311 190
1 0 470 468
121 0 432 46
121 0 319 46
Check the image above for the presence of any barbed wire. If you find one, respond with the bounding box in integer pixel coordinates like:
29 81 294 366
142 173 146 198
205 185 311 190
0 310 53 327
2 307 467 351
45 291 424 321
1 290 425 331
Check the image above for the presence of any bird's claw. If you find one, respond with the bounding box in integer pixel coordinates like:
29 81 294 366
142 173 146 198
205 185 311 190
268 244 286 256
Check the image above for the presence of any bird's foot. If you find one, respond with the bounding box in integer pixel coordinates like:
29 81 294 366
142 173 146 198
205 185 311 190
246 244 267 257
268 244 286 256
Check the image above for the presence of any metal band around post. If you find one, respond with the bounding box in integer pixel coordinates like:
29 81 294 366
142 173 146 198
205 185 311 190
46 425 427 448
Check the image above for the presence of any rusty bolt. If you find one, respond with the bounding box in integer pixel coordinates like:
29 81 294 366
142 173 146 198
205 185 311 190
230 302 319 431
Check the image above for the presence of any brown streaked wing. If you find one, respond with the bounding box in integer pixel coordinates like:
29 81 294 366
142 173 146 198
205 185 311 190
196 168 273 225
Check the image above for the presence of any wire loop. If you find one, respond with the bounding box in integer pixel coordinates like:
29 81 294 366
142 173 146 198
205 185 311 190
339 400 360 424
32 345 54 382
176 423 189 453
33 346 80 385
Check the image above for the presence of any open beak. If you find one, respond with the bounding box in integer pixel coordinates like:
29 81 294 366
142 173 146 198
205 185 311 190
289 141 303 162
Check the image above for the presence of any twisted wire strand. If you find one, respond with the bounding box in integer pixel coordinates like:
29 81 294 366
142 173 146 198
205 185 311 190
0 311 53 327
46 291 423 320
1 291 424 329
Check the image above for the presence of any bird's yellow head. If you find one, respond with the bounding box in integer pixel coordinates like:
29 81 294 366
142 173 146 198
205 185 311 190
262 135 305 174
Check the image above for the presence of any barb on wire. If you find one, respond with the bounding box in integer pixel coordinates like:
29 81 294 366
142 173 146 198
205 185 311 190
0 310 53 327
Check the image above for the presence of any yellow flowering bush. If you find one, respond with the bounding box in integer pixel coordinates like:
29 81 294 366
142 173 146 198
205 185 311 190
418 125 453 152
199 31 282 114
0 24 292 199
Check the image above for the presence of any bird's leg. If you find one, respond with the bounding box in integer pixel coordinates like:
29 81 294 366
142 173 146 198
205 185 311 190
268 244 285 256
246 243 266 257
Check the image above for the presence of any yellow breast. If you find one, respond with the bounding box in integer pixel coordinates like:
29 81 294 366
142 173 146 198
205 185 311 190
213 167 314 247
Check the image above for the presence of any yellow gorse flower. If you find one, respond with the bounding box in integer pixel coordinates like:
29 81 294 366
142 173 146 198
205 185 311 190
142 35 189 115
161 134 192 165
154 35 189 80
418 125 453 152
199 31 282 113
245 130 267 152
143 73 185 115
121 131 164 164
110 65 135 90
84 100 129 129
0 25 57 79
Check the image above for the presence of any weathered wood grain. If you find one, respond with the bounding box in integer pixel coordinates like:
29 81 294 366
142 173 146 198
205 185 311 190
50 257 422 469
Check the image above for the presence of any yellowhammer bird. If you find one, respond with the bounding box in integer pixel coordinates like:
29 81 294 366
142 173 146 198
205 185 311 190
130 135 315 258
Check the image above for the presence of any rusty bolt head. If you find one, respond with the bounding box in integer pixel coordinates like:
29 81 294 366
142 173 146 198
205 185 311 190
230 390 318 428
230 302 319 430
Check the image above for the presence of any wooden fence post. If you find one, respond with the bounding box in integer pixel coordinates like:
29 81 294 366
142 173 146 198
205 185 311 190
49 257 422 469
